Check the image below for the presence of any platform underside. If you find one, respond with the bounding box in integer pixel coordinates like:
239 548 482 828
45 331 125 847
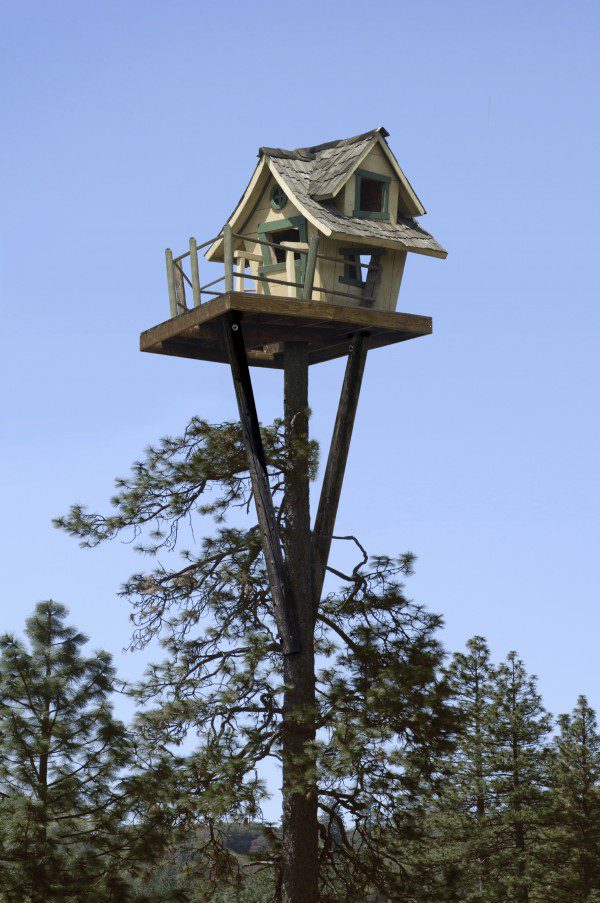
140 292 432 368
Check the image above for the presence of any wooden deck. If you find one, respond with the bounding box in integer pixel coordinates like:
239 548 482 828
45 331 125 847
139 292 432 369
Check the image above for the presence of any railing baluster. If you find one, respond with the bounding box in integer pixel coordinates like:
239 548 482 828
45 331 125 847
165 248 177 318
285 249 296 298
174 262 187 313
302 234 319 301
235 256 246 292
223 224 234 293
189 237 201 308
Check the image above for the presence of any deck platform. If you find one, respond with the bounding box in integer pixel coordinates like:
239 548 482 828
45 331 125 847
140 292 432 369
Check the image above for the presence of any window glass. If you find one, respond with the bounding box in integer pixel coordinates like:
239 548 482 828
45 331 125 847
359 178 385 213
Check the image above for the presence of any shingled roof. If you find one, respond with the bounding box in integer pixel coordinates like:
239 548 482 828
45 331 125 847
208 128 447 260
261 128 386 201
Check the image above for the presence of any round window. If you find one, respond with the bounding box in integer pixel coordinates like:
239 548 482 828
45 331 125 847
270 185 288 211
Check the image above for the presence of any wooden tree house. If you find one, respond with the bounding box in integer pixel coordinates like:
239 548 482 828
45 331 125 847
140 127 446 654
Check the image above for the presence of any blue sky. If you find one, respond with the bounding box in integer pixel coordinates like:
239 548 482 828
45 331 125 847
2 0 599 763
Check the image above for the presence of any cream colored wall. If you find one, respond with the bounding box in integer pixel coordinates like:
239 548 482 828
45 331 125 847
235 173 407 310
314 232 406 311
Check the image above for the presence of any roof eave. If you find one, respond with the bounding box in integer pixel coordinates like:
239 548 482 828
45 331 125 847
329 230 448 259
267 160 334 238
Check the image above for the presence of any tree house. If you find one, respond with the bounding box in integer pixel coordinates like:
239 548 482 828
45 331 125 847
140 128 446 655
140 126 446 369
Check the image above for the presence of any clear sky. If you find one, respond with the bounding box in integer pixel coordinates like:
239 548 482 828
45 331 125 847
2 0 599 759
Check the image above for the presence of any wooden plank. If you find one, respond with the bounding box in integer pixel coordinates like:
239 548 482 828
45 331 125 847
234 250 263 263
165 249 177 318
285 250 296 299
189 238 201 308
312 336 368 614
221 311 300 654
302 234 319 301
235 257 246 292
229 293 432 333
173 262 187 313
224 224 234 292
140 292 432 368
140 292 431 348
280 241 310 252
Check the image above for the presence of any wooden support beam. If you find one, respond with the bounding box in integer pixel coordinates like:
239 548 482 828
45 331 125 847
189 237 201 308
165 248 177 318
285 250 296 299
302 234 319 301
235 257 246 292
223 223 234 293
174 262 187 313
312 335 368 614
221 311 300 654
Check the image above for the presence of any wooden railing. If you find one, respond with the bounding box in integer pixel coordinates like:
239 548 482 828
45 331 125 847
164 225 382 318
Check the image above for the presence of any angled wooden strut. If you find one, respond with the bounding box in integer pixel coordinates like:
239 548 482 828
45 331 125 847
312 335 368 615
222 311 300 655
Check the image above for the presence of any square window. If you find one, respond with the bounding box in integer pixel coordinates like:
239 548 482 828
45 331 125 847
268 227 301 263
359 178 384 213
353 169 391 220
339 249 374 288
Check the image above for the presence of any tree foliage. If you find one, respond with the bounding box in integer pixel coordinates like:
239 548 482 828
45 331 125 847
0 601 167 902
53 416 600 900
543 695 600 901
56 417 455 900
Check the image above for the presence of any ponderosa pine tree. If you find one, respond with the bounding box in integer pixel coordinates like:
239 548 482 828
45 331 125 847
0 601 167 903
55 416 456 901
487 651 552 903
409 636 497 902
543 695 600 901
403 636 506 901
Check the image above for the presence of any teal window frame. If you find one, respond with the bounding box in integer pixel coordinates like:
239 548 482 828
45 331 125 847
258 216 308 298
339 248 366 288
339 247 385 289
353 168 391 221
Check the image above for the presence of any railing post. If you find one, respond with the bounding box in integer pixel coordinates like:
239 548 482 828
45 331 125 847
165 248 177 318
174 262 187 313
189 237 201 308
235 255 246 292
302 234 319 301
285 249 296 299
223 224 234 293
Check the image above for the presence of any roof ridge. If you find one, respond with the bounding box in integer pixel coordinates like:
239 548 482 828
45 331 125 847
258 127 389 161
296 126 388 156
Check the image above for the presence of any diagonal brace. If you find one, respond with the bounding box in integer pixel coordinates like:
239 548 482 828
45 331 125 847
222 311 300 655
312 335 368 617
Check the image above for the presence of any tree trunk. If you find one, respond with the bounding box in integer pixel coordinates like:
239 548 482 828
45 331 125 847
512 729 529 903
281 342 318 902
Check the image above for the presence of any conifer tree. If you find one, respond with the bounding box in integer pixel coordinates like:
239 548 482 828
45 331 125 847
56 417 456 900
0 601 166 902
487 651 551 902
405 636 497 901
543 695 600 901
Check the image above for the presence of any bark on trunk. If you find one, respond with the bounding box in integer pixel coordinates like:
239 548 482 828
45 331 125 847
281 342 318 902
